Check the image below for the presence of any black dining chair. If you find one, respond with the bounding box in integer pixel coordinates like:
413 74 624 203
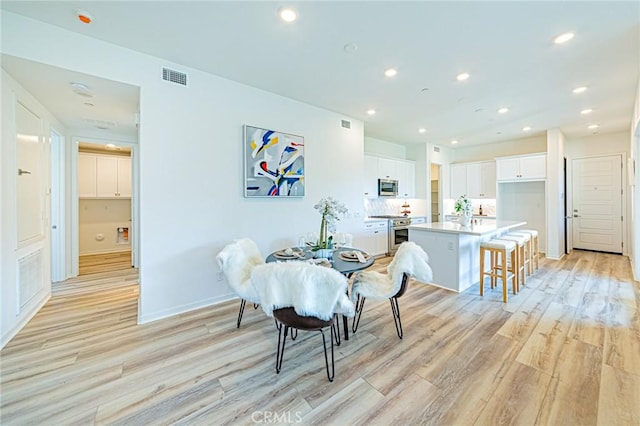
251 261 355 381
351 241 433 339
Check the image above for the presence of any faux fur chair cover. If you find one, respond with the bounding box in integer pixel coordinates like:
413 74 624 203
251 262 355 321
351 241 433 301
216 238 264 304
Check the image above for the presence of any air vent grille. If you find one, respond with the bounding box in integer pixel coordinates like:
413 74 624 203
433 146 440 152
341 120 351 129
18 249 43 313
162 67 188 86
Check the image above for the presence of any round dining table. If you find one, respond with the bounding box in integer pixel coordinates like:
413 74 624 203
265 246 375 340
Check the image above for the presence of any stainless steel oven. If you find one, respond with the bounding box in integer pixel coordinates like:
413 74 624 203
389 217 411 255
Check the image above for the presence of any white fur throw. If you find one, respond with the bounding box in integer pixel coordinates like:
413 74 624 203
352 241 433 302
216 238 264 304
251 262 355 321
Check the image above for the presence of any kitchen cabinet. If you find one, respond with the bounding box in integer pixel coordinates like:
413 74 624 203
496 154 546 181
363 155 416 198
358 220 388 256
364 155 379 198
450 161 496 199
377 157 398 180
79 153 131 198
396 160 415 197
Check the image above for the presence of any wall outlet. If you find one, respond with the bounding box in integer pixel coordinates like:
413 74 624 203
216 271 224 281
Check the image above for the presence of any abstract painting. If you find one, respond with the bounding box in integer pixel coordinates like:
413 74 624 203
244 125 305 197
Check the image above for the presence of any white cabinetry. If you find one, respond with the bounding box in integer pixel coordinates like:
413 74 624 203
79 153 132 198
496 154 546 181
358 220 388 256
364 155 379 198
397 160 415 197
363 155 416 198
450 161 496 199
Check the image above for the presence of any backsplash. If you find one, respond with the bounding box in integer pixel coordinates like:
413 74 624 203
364 198 427 217
445 198 497 216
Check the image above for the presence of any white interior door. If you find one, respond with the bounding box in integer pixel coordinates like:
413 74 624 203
571 155 623 253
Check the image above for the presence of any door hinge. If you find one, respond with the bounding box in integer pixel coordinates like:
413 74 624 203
621 215 623 221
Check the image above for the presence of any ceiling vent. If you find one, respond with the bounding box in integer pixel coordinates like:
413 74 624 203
341 120 351 129
433 146 440 152
162 67 188 86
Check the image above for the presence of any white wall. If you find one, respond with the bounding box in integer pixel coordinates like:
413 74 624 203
364 136 407 159
79 199 132 255
452 135 547 163
1 12 366 324
632 77 640 280
546 129 565 259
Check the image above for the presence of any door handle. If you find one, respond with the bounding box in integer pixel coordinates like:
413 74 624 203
18 168 32 175
573 214 581 217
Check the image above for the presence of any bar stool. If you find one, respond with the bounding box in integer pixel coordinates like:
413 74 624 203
512 229 539 274
479 239 517 303
507 231 531 277
496 234 527 291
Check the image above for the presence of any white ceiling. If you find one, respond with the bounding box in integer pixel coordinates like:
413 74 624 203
1 1 639 147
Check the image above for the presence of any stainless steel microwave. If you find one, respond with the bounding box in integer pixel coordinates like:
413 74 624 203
378 178 398 196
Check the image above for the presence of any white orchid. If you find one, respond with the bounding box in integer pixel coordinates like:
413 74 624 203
313 197 348 249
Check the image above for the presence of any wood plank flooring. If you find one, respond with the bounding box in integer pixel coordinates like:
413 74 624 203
1 250 639 425
79 251 132 276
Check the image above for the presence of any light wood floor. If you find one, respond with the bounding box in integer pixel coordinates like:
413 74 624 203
1 250 639 425
79 251 132 276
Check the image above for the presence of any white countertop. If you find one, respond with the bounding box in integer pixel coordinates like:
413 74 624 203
409 220 526 236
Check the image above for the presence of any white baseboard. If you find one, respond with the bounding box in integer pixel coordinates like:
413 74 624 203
1 291 50 350
137 292 238 324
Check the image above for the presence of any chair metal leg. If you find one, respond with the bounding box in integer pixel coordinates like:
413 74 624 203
275 323 289 374
333 315 341 346
319 327 335 382
390 297 403 339
237 299 247 328
352 295 366 333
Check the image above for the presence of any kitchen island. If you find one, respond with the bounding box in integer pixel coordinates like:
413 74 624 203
409 219 526 292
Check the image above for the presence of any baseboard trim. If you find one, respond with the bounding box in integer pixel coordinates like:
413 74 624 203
137 293 237 324
1 291 51 350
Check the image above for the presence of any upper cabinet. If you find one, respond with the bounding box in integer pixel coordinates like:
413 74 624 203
396 160 415 198
496 153 546 182
450 160 496 199
79 153 132 198
363 154 415 198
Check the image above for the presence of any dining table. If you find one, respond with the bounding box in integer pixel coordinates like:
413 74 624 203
265 246 375 340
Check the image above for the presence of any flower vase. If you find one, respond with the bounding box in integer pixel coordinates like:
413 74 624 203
461 210 473 227
314 248 334 259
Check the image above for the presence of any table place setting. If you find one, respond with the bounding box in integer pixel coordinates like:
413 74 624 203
339 250 370 263
273 247 306 259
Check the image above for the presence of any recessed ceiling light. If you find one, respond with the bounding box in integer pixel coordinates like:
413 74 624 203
588 124 599 129
367 109 376 116
456 72 470 81
553 32 575 44
75 9 93 24
451 140 459 145
573 86 588 94
418 128 426 133
343 42 358 53
498 107 509 114
278 7 297 22
581 108 593 115
522 126 532 132
384 68 397 78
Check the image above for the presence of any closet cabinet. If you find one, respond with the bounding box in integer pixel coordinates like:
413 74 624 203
363 155 416 198
79 153 131 198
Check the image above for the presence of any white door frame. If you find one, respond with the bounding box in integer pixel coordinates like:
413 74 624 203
50 128 65 282
568 152 626 254
70 136 138 276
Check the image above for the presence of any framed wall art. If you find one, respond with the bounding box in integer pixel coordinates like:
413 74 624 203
243 125 305 197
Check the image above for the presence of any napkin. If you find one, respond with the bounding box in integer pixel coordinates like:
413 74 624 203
355 251 367 263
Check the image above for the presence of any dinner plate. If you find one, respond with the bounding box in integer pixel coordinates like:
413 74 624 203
274 249 304 259
339 251 370 262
